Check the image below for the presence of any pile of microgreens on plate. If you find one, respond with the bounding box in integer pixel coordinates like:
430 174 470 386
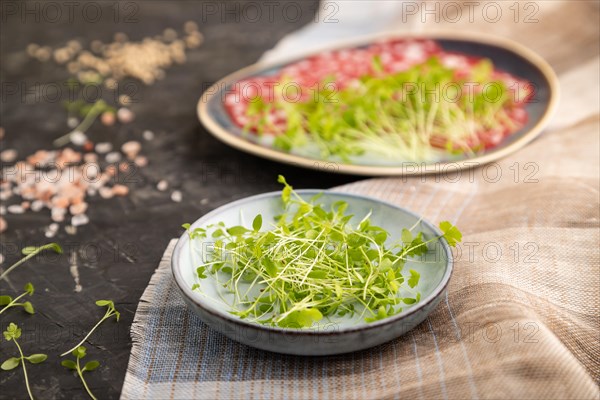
184 176 461 328
246 56 521 161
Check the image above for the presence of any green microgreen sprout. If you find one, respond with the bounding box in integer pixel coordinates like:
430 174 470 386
54 99 114 147
60 300 120 357
61 346 100 400
1 323 48 400
0 283 35 315
184 176 462 328
0 243 63 281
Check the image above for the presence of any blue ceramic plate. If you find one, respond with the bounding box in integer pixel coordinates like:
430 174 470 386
198 32 558 176
172 190 453 355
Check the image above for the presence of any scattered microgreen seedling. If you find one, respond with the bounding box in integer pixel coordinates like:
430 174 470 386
0 283 35 315
61 346 100 400
1 323 48 400
184 176 462 328
60 300 120 357
54 99 115 147
0 243 62 281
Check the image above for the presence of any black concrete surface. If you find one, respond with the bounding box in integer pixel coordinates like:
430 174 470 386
0 2 362 398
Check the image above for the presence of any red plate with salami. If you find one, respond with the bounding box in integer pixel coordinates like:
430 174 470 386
199 32 558 176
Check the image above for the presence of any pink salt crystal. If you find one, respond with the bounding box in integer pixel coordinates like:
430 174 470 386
26 150 50 166
156 180 168 191
70 202 88 215
60 185 84 202
51 207 66 222
119 162 130 173
8 205 25 214
20 187 36 200
0 217 6 232
0 149 18 163
82 163 100 180
71 213 89 227
99 187 114 199
121 141 141 159
101 111 116 126
21 201 30 210
71 193 85 205
83 141 94 152
117 108 135 124
83 153 98 163
56 148 82 168
134 155 148 167
105 152 121 163
105 165 117 176
95 142 113 154
112 184 129 196
0 190 10 201
52 196 70 209
31 200 44 212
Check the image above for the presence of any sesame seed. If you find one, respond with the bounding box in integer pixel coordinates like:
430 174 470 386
95 142 113 154
67 117 79 128
105 152 122 163
7 205 25 214
71 213 90 227
171 190 183 202
156 180 168 191
70 131 88 146
142 130 155 141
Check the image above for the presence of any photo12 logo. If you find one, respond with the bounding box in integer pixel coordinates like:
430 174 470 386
1 1 139 24
1 81 141 105
197 1 340 24
400 1 540 24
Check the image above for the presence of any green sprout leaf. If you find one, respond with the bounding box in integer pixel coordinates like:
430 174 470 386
1 357 20 370
26 354 47 364
23 302 35 315
3 323 21 341
0 296 12 306
22 243 62 255
61 360 77 370
196 266 207 279
61 346 101 400
227 226 250 236
61 301 120 357
83 361 100 372
24 283 34 295
73 346 87 359
408 270 420 289
439 221 462 247
1 322 46 399
0 243 62 281
252 214 263 232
